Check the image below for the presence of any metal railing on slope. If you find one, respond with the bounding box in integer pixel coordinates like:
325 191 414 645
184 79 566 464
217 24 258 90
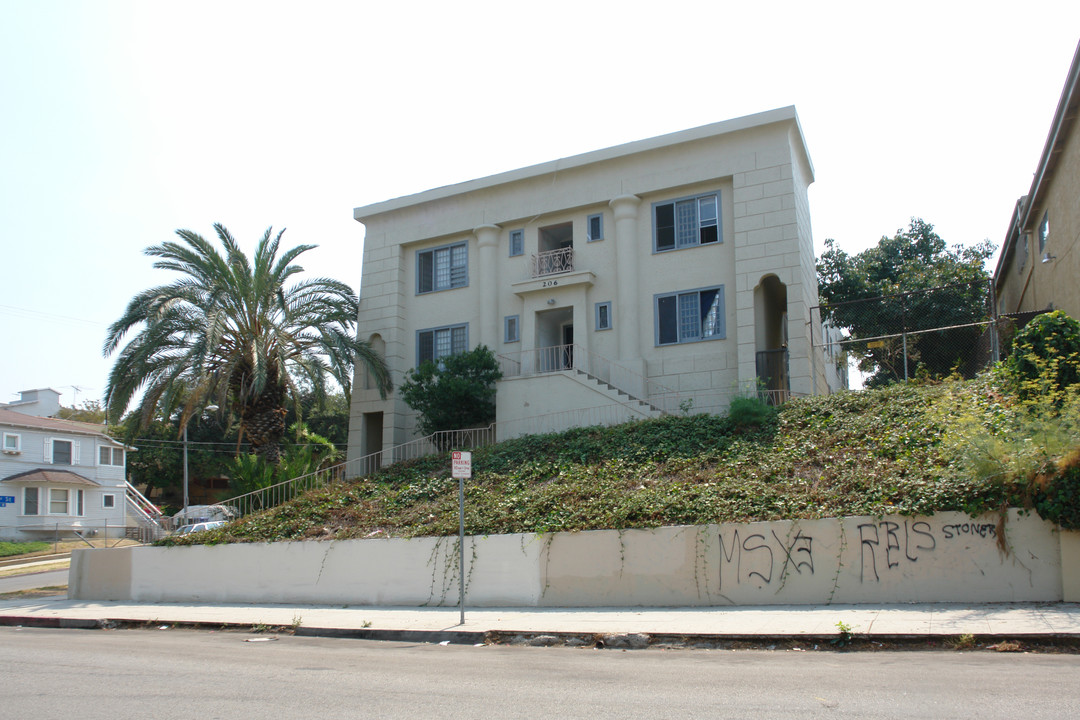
218 425 498 520
124 481 168 540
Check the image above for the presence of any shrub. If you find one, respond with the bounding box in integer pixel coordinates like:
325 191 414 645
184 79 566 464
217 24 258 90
727 395 778 429
399 346 502 438
1031 451 1080 530
1006 310 1080 401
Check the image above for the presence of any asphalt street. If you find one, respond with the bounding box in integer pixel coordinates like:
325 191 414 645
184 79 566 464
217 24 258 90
3 627 1079 719
0 568 67 593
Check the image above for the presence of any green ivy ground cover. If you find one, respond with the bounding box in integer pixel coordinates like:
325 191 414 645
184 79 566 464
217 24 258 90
168 377 1071 546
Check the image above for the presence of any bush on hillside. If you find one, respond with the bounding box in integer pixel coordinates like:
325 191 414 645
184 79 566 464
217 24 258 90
399 346 502 441
1006 310 1080 401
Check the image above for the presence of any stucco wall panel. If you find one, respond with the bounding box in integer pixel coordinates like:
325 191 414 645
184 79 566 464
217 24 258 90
71 511 1071 607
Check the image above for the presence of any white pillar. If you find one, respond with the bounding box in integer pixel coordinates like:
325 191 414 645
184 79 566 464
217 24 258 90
474 225 500 350
610 195 642 361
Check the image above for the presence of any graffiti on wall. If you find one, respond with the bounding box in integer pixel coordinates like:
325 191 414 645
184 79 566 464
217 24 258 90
718 519 998 589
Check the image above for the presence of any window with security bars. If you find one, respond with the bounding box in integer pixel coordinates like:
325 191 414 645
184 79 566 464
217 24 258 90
509 229 524 257
418 324 468 365
654 193 720 251
418 242 468 293
655 286 725 345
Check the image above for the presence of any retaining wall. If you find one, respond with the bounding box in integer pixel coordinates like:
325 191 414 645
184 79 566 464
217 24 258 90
69 510 1080 606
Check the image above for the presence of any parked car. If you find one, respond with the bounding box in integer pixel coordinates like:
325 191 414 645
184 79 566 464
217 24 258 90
173 521 227 536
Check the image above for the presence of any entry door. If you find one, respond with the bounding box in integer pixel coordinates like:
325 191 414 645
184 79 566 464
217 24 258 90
561 324 574 369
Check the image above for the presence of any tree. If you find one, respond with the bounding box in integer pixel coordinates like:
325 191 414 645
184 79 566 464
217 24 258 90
817 219 996 385
56 399 107 424
399 346 502 440
114 414 232 505
103 224 392 463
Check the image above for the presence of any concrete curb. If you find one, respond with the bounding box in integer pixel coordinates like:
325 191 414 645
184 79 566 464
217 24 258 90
3 614 1079 650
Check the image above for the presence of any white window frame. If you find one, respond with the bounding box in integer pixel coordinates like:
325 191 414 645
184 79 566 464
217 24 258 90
595 302 613 331
23 486 39 516
504 315 520 343
1038 211 1049 253
76 489 85 517
103 493 116 509
654 285 726 346
2 432 20 454
49 488 69 515
99 446 124 466
509 229 524 257
46 437 80 466
587 213 604 242
653 192 721 252
417 241 468 294
417 323 468 366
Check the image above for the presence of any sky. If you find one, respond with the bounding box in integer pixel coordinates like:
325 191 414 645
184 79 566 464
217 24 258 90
1 0 1078 409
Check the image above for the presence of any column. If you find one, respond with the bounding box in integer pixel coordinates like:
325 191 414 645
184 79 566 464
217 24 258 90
474 224 500 350
610 195 641 361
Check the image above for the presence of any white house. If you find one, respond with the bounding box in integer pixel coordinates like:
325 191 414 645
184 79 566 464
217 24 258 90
0 406 133 540
346 106 836 465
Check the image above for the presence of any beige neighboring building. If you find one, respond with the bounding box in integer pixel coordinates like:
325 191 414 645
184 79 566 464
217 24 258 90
347 106 837 463
994 40 1080 320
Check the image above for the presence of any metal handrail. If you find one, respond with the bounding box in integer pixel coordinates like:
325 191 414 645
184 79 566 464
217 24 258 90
125 481 162 518
497 343 679 414
218 425 498 520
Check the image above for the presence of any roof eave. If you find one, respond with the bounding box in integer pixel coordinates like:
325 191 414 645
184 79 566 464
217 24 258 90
354 106 808 222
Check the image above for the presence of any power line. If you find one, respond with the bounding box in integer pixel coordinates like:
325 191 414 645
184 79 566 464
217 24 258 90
0 303 109 328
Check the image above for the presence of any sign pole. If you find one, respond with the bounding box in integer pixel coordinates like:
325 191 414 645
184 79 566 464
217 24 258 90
451 451 472 626
458 472 465 625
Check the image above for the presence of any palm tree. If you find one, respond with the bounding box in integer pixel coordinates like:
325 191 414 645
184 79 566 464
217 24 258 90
104 224 391 463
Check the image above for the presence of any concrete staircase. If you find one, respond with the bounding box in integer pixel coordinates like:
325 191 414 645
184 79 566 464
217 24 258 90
566 369 664 419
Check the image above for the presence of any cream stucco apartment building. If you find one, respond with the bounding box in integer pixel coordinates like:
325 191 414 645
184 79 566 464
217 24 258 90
994 40 1080 321
346 106 836 465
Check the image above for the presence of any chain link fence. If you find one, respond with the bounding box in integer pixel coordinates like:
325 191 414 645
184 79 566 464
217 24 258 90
811 280 1035 389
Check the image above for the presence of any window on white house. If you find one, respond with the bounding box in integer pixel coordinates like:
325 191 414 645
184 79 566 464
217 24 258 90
509 229 524 257
49 488 69 514
99 446 124 466
24 487 39 515
76 489 85 516
654 193 720 252
655 286 725 345
417 324 468 365
52 439 73 465
417 242 468 293
1039 211 1049 253
2 432 19 453
587 214 604 242
103 494 116 509
596 302 612 331
505 315 520 343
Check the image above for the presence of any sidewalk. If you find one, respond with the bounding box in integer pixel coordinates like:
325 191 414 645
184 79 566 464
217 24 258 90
2 595 1079 644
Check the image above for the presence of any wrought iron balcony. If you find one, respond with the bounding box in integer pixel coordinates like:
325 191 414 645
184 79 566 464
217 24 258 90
531 246 574 277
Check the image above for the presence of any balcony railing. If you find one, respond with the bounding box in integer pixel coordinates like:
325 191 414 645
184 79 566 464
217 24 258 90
531 246 574 277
